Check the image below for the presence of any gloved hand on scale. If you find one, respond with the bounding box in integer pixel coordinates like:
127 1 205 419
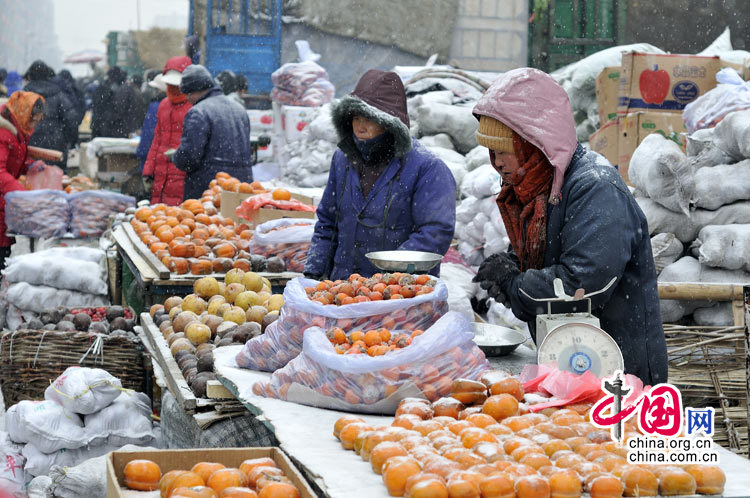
473 252 521 307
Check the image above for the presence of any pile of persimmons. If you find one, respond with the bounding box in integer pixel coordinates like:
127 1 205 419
305 273 436 306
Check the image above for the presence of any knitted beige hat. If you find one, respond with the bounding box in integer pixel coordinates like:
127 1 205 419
476 115 514 153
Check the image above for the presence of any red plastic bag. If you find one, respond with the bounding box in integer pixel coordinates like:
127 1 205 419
235 192 315 221
26 161 63 190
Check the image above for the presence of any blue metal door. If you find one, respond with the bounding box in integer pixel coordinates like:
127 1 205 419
203 0 282 95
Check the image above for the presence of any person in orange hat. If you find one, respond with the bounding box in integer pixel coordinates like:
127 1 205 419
0 91 45 267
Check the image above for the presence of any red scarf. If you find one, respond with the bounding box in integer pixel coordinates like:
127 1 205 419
496 134 554 271
166 85 187 104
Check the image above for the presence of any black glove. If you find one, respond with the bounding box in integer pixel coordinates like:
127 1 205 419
473 252 521 305
303 272 323 281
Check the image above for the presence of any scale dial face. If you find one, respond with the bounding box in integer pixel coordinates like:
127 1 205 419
537 322 624 377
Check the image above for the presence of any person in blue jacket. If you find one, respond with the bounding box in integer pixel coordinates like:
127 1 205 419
304 69 456 281
172 64 252 201
135 72 166 174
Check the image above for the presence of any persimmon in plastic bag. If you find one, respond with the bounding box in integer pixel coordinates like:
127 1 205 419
252 312 490 413
5 190 69 238
235 192 315 221
250 218 314 273
26 161 63 190
236 277 449 372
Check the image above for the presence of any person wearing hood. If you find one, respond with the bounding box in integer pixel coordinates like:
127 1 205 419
172 64 252 200
304 69 456 281
91 66 139 138
4 71 22 97
136 71 167 174
23 60 78 170
0 91 45 268
142 57 193 205
52 69 86 147
471 68 667 385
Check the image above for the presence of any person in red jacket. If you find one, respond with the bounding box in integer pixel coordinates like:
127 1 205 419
142 56 193 205
0 91 44 268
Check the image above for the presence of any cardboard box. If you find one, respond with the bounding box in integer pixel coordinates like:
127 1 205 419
106 447 317 498
220 190 315 224
589 118 619 169
618 52 722 116
282 105 315 143
618 111 687 181
596 66 621 124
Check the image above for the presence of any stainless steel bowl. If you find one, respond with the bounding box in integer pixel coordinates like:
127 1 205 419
365 250 443 273
472 322 525 357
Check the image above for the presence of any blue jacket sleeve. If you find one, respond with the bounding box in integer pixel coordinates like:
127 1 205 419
305 154 342 277
137 102 159 162
172 108 209 173
399 158 456 255
503 177 637 322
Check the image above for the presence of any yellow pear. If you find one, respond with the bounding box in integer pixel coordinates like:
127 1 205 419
224 268 245 285
242 271 263 292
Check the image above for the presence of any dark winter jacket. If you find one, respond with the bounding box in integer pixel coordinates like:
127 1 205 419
143 97 192 205
137 100 160 172
305 70 456 280
502 145 668 385
23 80 77 168
90 76 140 139
53 70 86 142
0 110 30 247
172 87 252 201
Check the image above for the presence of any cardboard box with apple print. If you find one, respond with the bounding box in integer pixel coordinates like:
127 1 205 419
595 66 621 125
618 52 724 116
589 119 619 172
617 111 687 183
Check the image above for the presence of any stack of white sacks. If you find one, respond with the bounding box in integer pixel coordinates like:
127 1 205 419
0 247 109 330
2 367 157 484
631 109 750 325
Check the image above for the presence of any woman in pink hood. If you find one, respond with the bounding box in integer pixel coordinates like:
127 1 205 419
472 68 667 385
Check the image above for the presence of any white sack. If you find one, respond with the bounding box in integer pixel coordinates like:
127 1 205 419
27 476 52 498
22 442 117 477
697 27 733 56
460 164 501 199
694 160 750 210
306 103 337 143
47 444 158 498
6 246 105 267
651 233 684 274
484 221 510 256
0 432 27 495
6 400 87 453
426 145 467 166
693 302 734 327
658 256 750 322
465 145 490 171
439 263 478 320
417 103 478 153
628 134 694 214
7 282 108 313
83 392 155 447
458 241 483 267
418 134 455 151
44 367 122 415
686 128 716 158
445 161 467 189
712 110 750 161
694 224 750 271
3 255 107 295
637 197 750 243
478 196 501 221
456 196 480 223
487 300 530 341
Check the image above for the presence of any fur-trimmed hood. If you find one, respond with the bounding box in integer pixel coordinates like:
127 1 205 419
331 70 412 158
0 113 17 137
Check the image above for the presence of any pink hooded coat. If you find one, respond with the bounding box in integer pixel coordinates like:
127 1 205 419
473 68 578 204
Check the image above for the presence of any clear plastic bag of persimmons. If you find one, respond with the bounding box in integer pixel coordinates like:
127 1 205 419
235 275 450 372
251 311 490 414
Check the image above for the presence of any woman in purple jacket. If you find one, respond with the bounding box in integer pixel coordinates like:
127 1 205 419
304 70 456 281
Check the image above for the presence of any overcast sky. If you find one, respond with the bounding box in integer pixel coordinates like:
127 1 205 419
55 0 189 57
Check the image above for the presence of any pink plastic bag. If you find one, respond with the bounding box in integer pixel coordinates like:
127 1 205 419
26 161 63 190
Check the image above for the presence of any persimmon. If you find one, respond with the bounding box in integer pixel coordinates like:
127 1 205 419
272 188 291 201
219 488 258 498
242 466 282 489
514 475 551 498
465 413 497 429
255 474 293 491
124 459 162 491
483 394 520 422
406 475 448 498
171 487 218 498
363 329 382 347
478 473 515 498
371 441 409 474
239 458 278 480
167 472 205 497
191 463 226 484
135 206 153 221
620 465 657 497
656 468 696 497
339 422 372 450
548 469 582 498
542 439 572 458
382 456 422 497
257 482 300 498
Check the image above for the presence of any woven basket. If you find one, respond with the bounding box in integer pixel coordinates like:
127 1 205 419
0 329 148 407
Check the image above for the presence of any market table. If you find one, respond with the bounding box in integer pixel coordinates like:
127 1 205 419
212 346 750 498
113 225 301 309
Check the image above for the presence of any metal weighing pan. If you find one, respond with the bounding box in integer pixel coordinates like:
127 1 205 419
472 322 525 356
365 250 443 273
